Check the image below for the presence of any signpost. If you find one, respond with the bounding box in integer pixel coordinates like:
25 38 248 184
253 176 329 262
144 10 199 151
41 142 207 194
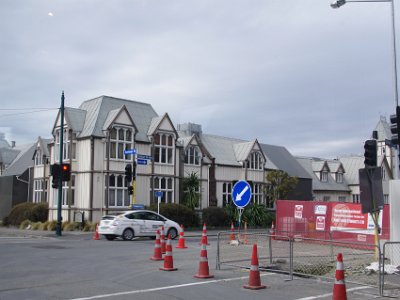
232 180 252 240
155 191 163 214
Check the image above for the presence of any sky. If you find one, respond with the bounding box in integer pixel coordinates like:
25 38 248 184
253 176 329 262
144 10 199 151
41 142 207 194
0 0 398 158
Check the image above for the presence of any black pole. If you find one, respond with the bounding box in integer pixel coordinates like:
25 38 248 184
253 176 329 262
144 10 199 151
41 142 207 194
56 91 65 236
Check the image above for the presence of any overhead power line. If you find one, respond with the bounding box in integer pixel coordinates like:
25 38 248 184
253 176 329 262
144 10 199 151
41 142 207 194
0 108 58 118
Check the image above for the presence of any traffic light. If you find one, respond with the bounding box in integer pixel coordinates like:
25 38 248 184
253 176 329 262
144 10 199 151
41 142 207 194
132 161 136 181
61 163 71 181
390 106 400 145
125 164 132 182
128 185 134 195
50 164 60 189
364 139 377 167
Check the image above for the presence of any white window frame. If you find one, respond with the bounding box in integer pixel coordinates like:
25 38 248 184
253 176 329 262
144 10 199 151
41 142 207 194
107 174 130 207
154 133 174 165
53 175 75 207
109 127 133 161
34 150 44 166
246 151 264 170
33 179 47 203
252 183 264 204
222 182 232 207
152 177 174 204
185 146 200 165
336 172 343 183
321 171 328 182
55 129 76 162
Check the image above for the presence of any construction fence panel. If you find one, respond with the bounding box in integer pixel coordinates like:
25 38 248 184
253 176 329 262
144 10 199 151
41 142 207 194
291 237 379 287
382 241 400 297
216 231 292 277
217 231 380 288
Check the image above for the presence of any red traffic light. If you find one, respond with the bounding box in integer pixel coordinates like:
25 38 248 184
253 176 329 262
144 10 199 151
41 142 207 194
61 163 71 181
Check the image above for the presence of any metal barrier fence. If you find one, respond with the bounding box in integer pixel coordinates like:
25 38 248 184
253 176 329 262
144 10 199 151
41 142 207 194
382 241 400 297
216 230 381 293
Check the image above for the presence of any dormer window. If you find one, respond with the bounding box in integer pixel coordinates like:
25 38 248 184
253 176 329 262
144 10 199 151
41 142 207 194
321 170 328 182
55 128 76 161
246 151 263 170
185 146 200 165
336 172 343 183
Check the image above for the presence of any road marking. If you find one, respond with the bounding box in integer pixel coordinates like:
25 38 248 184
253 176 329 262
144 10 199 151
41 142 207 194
294 286 370 300
68 274 273 300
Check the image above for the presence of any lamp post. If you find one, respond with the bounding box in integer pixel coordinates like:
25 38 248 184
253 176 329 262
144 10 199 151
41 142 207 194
330 0 399 107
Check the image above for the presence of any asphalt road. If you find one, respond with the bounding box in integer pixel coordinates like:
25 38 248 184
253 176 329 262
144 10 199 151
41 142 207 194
0 228 382 300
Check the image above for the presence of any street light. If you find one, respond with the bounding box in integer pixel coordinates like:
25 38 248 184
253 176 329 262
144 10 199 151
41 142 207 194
330 0 399 107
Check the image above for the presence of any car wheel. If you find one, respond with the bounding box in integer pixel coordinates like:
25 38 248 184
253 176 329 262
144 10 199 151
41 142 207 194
105 235 116 241
167 227 178 240
122 228 134 241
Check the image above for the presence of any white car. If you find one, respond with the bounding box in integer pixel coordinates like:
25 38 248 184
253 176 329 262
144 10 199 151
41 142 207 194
98 210 181 241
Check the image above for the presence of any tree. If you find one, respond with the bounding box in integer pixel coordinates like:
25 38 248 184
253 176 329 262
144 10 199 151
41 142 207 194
182 172 200 210
266 170 298 204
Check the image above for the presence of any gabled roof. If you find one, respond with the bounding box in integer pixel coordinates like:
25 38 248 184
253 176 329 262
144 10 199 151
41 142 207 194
0 147 19 166
2 143 36 176
374 116 391 141
233 141 255 162
260 144 310 178
327 160 344 173
75 96 158 142
296 157 350 192
102 105 138 133
147 113 178 137
339 156 364 185
32 137 52 159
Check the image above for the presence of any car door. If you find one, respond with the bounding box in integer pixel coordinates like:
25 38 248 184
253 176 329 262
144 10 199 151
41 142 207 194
142 211 166 235
124 212 146 236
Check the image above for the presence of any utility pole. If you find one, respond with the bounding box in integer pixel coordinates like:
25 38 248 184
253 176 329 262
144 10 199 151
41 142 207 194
56 91 65 236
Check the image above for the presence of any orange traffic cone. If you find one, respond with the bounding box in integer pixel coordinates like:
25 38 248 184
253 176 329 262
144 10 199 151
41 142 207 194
242 221 248 245
270 221 276 240
332 253 347 300
176 224 187 249
229 222 235 241
150 230 163 261
93 224 100 240
194 236 214 279
243 244 266 290
199 223 210 245
160 234 178 271
160 225 166 254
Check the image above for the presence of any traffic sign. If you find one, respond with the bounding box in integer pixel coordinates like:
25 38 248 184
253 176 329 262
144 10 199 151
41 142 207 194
232 180 252 208
137 154 152 160
124 149 137 155
155 191 163 198
137 158 148 165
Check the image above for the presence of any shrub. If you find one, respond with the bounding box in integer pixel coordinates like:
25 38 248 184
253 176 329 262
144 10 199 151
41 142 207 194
40 221 50 231
31 222 41 230
3 202 49 226
148 203 199 228
47 221 57 231
63 222 76 231
19 219 32 229
201 207 230 228
223 203 275 228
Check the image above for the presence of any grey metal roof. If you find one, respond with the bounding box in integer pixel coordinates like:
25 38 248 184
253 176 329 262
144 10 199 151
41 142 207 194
260 144 310 178
200 134 244 166
64 107 86 133
78 96 158 142
0 133 10 148
339 156 364 185
2 143 36 176
0 147 19 165
296 157 350 192
374 116 391 141
233 141 254 162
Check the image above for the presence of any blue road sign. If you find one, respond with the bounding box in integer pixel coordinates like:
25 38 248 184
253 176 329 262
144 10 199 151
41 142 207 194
124 149 137 155
155 191 163 198
232 180 252 208
137 154 152 160
136 158 148 165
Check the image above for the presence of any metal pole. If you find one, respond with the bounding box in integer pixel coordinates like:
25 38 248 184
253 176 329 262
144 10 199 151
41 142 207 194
56 91 65 236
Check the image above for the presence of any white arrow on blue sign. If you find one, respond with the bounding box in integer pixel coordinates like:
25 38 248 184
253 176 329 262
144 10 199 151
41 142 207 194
137 158 148 165
232 180 252 208
137 154 152 160
124 149 137 155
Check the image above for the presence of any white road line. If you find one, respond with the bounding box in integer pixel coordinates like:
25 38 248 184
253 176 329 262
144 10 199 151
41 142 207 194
68 273 273 300
294 286 371 300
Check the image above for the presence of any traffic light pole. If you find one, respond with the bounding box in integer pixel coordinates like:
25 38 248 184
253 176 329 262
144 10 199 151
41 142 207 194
56 92 65 236
132 154 136 206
